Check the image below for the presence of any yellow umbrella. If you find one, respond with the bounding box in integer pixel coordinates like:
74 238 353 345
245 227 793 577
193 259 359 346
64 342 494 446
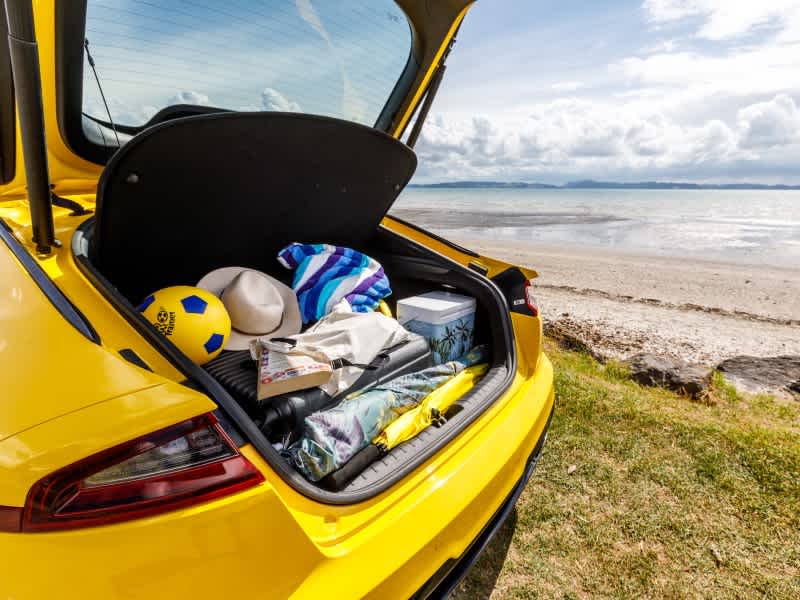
377 299 392 318
374 363 488 451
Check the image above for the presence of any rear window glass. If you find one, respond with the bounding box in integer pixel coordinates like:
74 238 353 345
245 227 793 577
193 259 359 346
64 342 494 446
81 0 411 135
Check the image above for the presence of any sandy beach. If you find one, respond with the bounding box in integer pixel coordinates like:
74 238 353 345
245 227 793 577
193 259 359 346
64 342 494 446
456 238 800 367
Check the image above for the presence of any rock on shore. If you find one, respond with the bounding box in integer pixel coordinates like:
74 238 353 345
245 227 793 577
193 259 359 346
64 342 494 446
627 354 711 399
717 355 800 399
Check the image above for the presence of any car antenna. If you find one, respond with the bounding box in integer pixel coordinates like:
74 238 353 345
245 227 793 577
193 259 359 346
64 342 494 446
83 38 120 147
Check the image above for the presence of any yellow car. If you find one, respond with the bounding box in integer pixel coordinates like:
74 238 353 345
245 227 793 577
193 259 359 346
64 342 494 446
0 1 554 597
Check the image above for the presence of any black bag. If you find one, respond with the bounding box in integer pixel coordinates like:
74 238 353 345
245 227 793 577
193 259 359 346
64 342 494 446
205 334 433 439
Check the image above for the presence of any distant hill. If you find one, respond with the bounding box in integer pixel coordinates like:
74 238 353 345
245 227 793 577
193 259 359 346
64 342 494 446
564 180 800 190
407 181 558 189
409 180 800 190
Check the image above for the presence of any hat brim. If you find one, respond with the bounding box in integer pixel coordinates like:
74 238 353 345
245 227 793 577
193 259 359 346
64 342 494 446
197 266 302 351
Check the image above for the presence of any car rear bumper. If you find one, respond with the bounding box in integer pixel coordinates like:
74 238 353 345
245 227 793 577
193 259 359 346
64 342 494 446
414 415 551 599
0 354 554 599
353 353 555 599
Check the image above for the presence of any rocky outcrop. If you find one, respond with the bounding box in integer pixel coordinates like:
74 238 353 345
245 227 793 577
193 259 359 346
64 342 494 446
627 353 711 399
543 321 595 357
543 318 799 400
716 355 800 399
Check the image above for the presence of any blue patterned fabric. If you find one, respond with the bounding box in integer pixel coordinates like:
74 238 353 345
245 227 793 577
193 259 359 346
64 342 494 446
277 243 391 324
285 346 487 481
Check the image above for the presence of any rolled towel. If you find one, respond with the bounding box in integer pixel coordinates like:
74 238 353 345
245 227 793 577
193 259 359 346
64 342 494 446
277 243 391 323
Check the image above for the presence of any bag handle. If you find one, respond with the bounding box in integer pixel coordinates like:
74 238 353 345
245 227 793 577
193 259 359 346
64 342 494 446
264 338 390 372
330 353 389 371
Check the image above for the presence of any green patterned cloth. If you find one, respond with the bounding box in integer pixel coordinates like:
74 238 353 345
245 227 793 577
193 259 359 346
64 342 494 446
285 346 487 481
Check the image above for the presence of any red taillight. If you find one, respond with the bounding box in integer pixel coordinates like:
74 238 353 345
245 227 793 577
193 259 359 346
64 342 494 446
524 279 540 317
19 413 263 532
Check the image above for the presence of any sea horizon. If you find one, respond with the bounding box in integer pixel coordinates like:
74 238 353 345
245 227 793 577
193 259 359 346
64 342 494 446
407 180 800 191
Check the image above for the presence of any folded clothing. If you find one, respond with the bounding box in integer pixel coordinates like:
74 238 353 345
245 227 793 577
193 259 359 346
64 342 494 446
258 299 412 399
284 345 487 482
277 243 391 323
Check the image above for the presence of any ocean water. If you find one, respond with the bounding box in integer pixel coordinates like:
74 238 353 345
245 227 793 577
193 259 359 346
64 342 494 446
391 188 800 268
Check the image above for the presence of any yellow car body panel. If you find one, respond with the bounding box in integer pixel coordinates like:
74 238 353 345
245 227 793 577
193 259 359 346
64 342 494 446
389 3 472 137
0 382 215 506
0 224 187 446
0 1 555 597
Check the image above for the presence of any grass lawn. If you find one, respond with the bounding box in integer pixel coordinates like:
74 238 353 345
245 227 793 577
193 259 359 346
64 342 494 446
453 340 800 599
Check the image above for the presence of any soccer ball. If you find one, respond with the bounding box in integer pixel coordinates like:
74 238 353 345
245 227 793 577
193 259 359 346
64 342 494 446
138 286 231 365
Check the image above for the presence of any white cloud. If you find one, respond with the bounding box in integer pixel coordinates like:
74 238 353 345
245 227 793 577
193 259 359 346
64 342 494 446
643 0 703 23
625 116 670 156
415 93 800 182
551 81 585 93
261 88 301 112
341 75 367 123
737 94 800 148
168 91 211 106
295 0 332 45
618 44 800 100
643 0 800 41
294 0 366 122
689 119 737 161
642 38 680 53
83 97 158 126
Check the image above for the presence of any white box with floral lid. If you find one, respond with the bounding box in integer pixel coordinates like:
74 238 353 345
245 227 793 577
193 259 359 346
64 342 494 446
396 291 476 364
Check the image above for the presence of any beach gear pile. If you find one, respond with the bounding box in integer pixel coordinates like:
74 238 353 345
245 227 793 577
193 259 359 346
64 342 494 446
285 346 487 482
138 241 485 489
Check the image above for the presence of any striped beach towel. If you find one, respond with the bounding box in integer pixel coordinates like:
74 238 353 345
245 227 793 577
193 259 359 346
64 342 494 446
277 243 391 323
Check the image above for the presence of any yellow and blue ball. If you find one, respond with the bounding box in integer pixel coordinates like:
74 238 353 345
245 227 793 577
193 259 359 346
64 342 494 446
138 286 230 365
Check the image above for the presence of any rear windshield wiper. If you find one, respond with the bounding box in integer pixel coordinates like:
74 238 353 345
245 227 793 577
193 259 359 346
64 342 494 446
83 105 232 139
82 112 141 136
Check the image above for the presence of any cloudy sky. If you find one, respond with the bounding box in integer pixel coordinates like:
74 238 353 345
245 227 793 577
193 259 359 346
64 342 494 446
83 1 410 131
83 1 800 184
415 0 800 184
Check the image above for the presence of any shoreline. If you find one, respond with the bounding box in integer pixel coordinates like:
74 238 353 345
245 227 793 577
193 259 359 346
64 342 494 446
389 204 800 272
453 238 800 373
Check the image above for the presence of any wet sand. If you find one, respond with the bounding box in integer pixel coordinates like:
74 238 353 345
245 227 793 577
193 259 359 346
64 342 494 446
457 238 800 366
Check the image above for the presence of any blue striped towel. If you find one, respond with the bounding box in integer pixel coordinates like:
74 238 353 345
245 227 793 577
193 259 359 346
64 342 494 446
277 243 392 323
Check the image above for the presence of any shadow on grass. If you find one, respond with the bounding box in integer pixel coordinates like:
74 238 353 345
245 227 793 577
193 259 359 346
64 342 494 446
451 508 518 599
